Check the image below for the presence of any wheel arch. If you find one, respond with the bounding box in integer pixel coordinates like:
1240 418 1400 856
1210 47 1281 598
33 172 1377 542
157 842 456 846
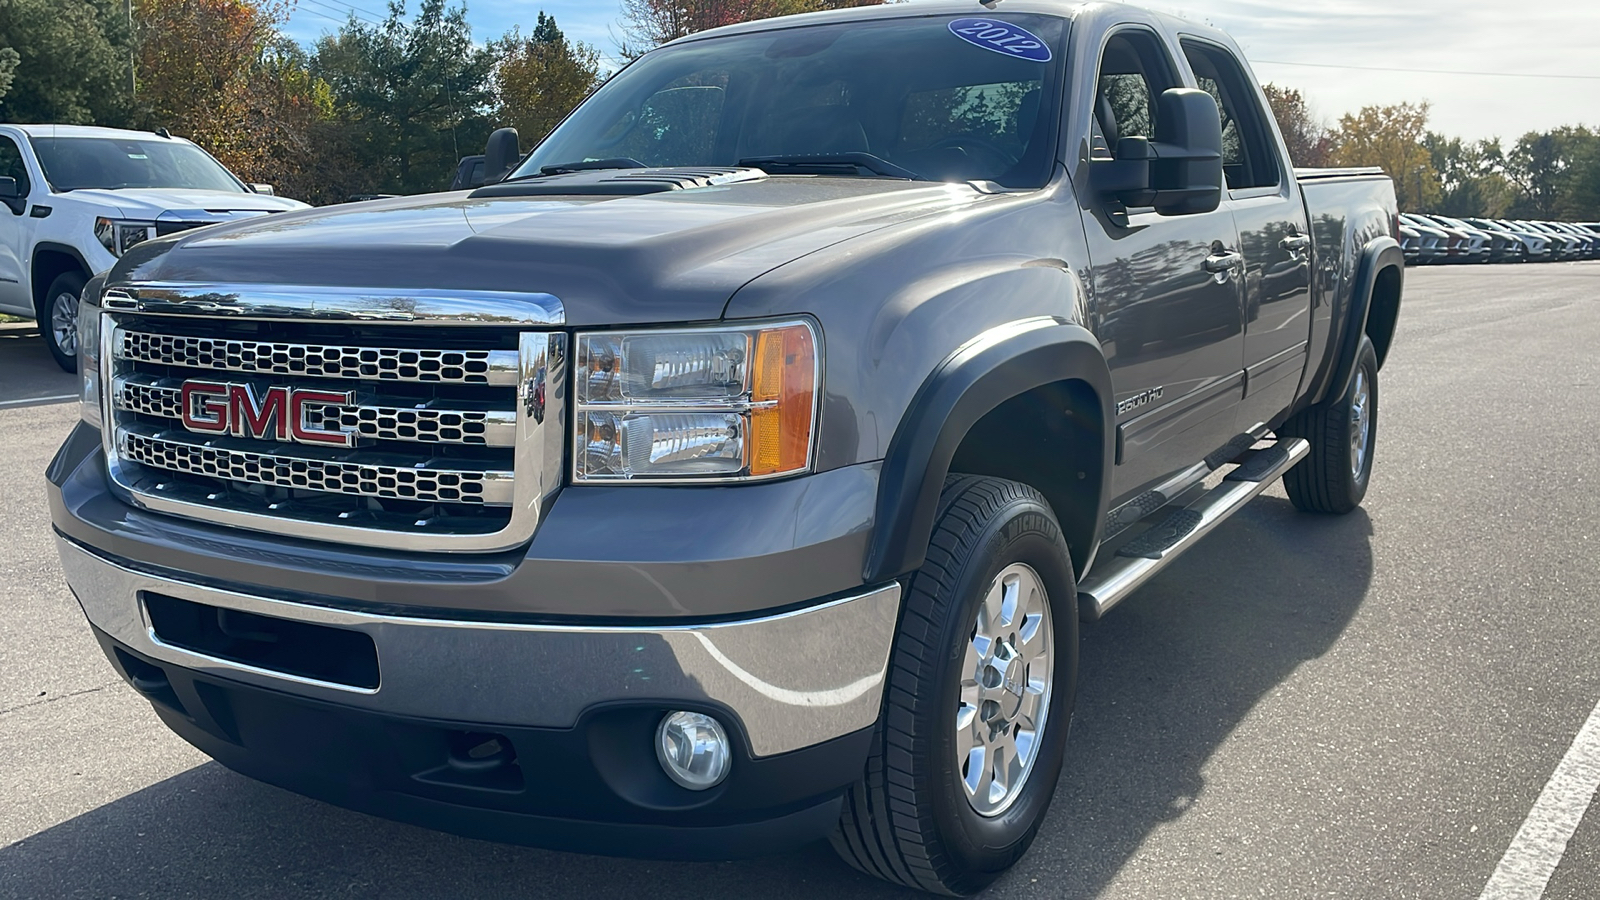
864 319 1115 584
31 242 92 312
1324 237 1403 403
1364 259 1402 371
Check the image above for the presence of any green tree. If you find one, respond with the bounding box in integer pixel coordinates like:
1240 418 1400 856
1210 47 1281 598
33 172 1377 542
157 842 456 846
1330 101 1437 212
0 0 134 125
311 0 497 194
0 47 18 104
1423 133 1513 218
494 13 601 145
1505 127 1600 220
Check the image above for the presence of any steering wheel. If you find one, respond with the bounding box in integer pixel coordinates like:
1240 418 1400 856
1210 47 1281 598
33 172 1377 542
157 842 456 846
929 134 1017 171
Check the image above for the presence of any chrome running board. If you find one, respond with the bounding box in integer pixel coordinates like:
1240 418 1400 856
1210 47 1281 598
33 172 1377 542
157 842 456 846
1077 437 1310 621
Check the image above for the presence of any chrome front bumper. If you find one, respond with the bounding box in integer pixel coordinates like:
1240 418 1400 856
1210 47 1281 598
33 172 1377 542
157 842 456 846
59 537 901 757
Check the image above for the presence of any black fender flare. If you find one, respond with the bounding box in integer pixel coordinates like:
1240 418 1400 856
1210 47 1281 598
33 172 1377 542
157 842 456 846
864 318 1115 583
30 241 95 300
1318 237 1403 406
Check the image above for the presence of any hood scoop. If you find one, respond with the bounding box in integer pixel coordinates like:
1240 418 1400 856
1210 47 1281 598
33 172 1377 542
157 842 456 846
470 166 768 199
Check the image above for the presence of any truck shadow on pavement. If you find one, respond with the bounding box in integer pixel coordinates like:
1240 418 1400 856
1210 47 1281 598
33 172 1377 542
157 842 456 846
0 496 1372 900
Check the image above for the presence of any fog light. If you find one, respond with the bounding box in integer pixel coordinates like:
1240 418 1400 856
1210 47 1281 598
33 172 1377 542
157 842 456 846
656 711 731 790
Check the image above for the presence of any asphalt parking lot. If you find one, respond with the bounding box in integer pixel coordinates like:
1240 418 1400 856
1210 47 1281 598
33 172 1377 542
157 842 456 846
3 263 1599 899
0 321 76 410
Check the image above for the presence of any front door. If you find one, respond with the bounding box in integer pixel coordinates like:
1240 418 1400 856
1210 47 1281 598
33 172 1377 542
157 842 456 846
1080 29 1246 501
0 134 31 314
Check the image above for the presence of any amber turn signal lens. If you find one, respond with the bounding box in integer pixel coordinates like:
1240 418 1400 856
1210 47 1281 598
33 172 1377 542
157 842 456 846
748 324 816 476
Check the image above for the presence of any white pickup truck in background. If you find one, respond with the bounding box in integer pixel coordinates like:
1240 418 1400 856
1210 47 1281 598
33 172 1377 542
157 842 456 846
0 124 307 370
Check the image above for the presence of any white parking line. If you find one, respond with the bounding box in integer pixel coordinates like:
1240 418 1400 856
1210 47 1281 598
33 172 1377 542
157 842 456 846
1480 697 1600 899
0 394 77 410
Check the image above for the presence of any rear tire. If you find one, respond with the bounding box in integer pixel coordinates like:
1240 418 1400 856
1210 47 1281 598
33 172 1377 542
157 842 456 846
831 475 1078 895
38 270 85 372
1281 336 1378 514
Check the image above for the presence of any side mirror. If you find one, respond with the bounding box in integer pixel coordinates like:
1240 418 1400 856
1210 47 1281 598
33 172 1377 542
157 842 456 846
482 127 522 185
0 176 21 215
248 183 276 196
1092 88 1224 217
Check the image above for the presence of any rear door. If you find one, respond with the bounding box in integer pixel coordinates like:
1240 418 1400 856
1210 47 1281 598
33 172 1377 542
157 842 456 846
0 132 33 314
1078 28 1246 500
1181 39 1313 431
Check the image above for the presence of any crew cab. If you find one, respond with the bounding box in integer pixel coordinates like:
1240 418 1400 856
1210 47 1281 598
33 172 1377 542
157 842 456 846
0 124 306 370
48 3 1402 894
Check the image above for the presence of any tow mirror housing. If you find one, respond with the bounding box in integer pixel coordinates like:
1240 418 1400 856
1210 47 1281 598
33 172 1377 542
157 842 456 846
1093 88 1224 216
483 128 522 185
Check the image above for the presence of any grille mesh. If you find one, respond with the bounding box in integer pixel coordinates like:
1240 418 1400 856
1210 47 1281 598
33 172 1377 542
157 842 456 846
118 330 518 385
119 431 513 506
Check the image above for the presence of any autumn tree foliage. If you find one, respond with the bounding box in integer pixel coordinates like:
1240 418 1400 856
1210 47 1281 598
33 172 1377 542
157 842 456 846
133 0 338 200
1330 101 1438 211
1261 83 1332 168
618 0 887 58
135 0 285 170
494 13 601 144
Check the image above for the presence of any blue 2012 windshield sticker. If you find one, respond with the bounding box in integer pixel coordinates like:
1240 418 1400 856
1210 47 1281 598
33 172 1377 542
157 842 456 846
948 18 1052 62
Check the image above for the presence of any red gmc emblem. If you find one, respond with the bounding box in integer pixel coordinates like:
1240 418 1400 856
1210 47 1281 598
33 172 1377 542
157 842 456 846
180 381 357 448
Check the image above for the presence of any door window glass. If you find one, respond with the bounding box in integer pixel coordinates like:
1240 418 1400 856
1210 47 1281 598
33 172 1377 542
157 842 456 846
1182 41 1280 190
1092 31 1181 159
0 137 30 196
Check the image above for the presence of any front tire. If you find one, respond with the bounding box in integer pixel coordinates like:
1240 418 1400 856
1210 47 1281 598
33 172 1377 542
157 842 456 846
832 476 1078 895
38 270 85 372
1281 336 1378 513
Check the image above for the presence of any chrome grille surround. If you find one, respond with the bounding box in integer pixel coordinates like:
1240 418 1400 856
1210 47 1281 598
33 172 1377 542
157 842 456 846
98 283 565 552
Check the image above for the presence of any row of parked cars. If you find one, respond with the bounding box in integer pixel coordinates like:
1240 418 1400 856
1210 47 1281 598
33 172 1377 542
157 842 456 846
1399 213 1600 264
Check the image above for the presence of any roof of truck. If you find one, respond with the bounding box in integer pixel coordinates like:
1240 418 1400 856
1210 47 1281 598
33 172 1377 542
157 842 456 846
2 124 189 142
666 1 1241 59
672 1 1096 45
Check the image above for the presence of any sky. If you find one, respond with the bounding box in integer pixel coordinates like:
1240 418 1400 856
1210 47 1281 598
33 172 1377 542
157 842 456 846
281 0 1600 144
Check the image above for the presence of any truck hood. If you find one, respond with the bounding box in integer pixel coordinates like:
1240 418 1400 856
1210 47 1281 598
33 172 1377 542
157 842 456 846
116 177 992 326
64 188 308 218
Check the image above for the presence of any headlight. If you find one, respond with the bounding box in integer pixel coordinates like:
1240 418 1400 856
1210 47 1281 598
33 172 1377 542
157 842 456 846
78 285 105 428
94 217 155 257
573 320 819 482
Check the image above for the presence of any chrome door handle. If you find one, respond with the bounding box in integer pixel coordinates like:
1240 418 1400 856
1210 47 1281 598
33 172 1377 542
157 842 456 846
1203 251 1242 273
1280 234 1311 252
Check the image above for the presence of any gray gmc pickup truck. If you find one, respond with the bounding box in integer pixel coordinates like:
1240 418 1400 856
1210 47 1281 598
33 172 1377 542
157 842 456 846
48 1 1402 893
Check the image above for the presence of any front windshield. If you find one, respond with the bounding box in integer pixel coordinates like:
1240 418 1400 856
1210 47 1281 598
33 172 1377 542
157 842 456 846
516 14 1067 188
29 137 247 192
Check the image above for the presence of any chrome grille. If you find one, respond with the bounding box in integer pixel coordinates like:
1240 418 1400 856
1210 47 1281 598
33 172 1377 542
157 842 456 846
100 283 566 552
119 428 513 505
118 330 519 385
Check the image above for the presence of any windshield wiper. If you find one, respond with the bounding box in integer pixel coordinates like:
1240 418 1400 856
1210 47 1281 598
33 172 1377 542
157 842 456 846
738 153 925 181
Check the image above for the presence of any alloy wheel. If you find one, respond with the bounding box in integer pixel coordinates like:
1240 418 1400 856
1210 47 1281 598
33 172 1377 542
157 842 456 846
956 562 1053 817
